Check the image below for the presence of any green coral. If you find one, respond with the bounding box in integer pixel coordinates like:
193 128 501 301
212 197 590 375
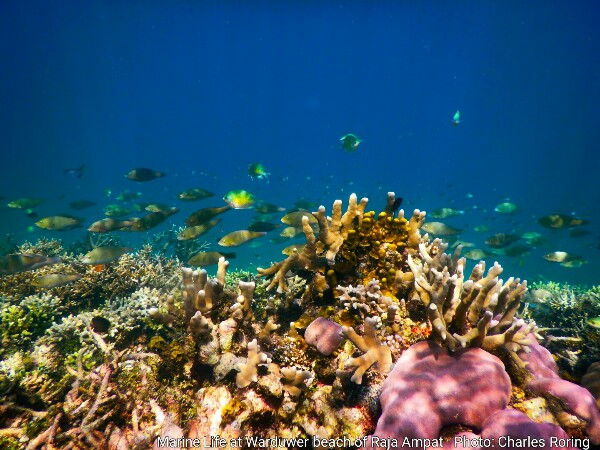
0 293 65 352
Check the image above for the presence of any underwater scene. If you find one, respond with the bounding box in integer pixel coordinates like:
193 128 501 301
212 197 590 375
1 1 600 449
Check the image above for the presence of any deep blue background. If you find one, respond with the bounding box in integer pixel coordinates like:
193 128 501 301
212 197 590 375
1 1 599 284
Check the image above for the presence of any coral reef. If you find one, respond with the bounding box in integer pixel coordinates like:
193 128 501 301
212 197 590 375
1 194 599 449
524 282 600 376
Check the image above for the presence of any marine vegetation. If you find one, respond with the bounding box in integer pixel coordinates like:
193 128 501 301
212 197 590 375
1 193 599 449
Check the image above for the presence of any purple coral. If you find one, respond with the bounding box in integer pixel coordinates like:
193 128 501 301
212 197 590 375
371 341 511 443
519 340 600 444
480 409 578 450
304 317 343 356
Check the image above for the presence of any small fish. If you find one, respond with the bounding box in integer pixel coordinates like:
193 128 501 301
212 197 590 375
185 206 231 226
538 214 588 229
116 190 143 202
587 317 600 329
255 202 285 214
69 199 96 210
474 225 489 233
104 188 112 198
187 251 236 267
177 219 222 240
177 188 215 201
280 226 304 238
421 222 462 236
463 248 494 261
340 134 362 152
494 202 518 214
144 203 173 213
543 251 571 263
485 233 519 249
248 221 281 233
450 240 475 249
104 204 132 217
218 230 266 247
390 197 403 214
0 253 62 275
429 208 464 219
126 168 165 182
64 164 87 178
123 208 178 232
90 316 111 333
88 218 133 233
281 211 317 227
8 198 44 209
223 190 255 209
32 274 82 288
248 163 270 180
281 244 306 256
452 110 461 127
81 246 133 264
36 216 82 231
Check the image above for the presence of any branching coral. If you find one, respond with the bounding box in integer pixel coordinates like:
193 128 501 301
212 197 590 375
236 339 271 388
281 367 312 397
400 237 535 366
339 317 392 384
258 192 425 296
182 265 221 318
337 279 393 317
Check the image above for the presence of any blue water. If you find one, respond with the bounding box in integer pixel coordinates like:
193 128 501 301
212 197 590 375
1 1 599 285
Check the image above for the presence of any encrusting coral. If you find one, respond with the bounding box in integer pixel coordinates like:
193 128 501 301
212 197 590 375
2 192 599 448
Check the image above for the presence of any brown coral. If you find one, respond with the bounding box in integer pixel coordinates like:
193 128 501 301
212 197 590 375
401 237 535 365
339 317 392 384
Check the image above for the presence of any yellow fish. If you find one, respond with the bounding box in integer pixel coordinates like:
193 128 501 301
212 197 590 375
223 190 255 209
32 274 82 288
177 219 221 240
35 216 82 231
218 230 266 247
187 251 236 267
281 211 317 227
280 226 304 238
81 247 133 264
282 244 306 256
421 222 462 236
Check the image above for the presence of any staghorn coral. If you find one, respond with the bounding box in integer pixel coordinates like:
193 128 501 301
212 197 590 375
236 339 271 388
281 367 312 398
339 317 392 384
401 237 535 366
230 281 255 322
